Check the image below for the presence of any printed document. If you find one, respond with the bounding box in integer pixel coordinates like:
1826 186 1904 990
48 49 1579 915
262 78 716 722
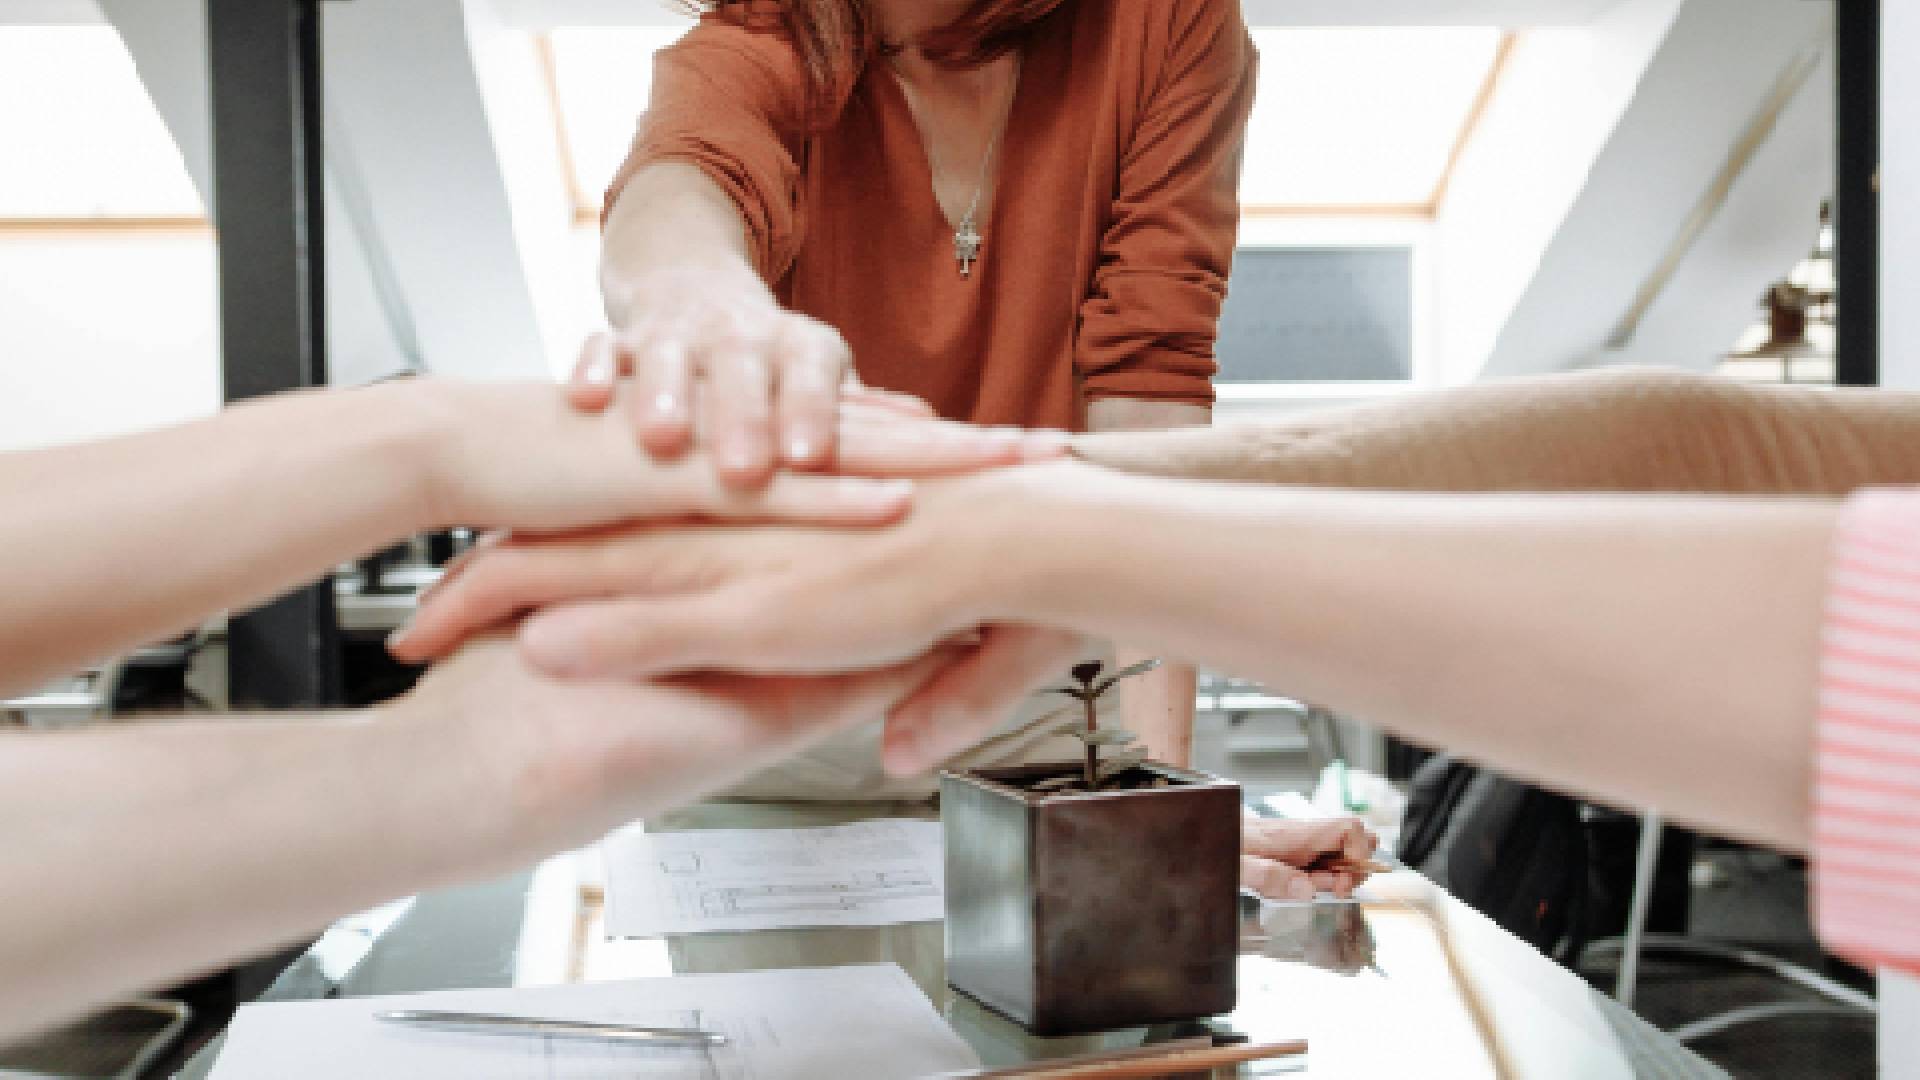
208 962 977 1080
604 819 945 936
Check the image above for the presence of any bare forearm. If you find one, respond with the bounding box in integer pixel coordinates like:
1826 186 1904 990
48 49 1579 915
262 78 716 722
1075 367 1920 496
994 471 1835 849
1085 399 1208 763
599 163 768 326
0 384 438 695
0 711 501 1040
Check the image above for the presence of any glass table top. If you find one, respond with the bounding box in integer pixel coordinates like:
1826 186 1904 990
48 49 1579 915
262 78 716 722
179 800 1725 1079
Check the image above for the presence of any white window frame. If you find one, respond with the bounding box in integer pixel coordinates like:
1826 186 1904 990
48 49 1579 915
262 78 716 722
1213 213 1438 412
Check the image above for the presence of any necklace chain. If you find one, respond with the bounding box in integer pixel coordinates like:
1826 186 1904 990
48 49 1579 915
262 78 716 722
888 52 1020 278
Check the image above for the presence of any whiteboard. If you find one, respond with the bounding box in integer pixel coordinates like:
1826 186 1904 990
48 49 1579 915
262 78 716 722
1215 246 1414 382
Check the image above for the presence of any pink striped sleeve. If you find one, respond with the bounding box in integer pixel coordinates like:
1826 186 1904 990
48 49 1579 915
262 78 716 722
1814 489 1920 974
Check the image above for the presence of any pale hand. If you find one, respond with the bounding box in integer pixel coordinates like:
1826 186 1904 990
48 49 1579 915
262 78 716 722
571 273 963 488
1241 814 1379 901
392 636 960 866
418 378 1065 535
392 465 1093 770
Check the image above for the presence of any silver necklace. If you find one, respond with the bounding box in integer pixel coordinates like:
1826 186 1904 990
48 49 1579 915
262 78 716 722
891 53 1020 278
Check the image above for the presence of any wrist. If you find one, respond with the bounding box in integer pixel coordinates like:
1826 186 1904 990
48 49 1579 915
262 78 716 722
335 379 452 535
392 378 497 531
925 461 1131 628
370 689 536 879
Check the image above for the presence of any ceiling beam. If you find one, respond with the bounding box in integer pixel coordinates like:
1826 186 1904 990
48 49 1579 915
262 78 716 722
1469 0 1836 379
320 0 556 379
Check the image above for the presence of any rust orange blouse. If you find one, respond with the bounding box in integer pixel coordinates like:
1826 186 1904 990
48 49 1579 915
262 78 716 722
606 0 1255 431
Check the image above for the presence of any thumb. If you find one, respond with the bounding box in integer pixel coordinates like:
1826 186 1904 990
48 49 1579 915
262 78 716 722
882 625 1085 777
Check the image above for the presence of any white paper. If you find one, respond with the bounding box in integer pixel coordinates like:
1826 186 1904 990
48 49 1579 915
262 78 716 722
208 963 978 1080
604 820 945 936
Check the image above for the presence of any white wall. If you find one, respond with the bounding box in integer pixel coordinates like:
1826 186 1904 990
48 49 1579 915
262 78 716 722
322 0 553 381
1883 0 1920 392
0 230 219 451
1599 42 1833 371
0 164 446 453
463 0 600 376
1433 0 1682 384
1472 0 1833 379
1880 0 1920 1070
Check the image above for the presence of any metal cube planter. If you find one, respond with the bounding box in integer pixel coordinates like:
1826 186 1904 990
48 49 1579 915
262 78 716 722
941 762 1241 1035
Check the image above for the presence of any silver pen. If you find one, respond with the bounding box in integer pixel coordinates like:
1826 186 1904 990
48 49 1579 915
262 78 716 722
375 1009 728 1047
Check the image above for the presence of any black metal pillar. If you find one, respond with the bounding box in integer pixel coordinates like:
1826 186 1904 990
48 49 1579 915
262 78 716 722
1835 0 1880 387
207 0 341 708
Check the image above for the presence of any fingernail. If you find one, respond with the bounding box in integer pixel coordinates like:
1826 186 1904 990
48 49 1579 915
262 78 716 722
583 355 614 386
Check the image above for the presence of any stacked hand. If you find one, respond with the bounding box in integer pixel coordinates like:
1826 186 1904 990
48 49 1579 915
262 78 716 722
401 350 1381 898
380 350 1066 863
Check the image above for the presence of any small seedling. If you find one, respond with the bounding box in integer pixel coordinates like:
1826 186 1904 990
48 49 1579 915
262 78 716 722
1041 658 1162 790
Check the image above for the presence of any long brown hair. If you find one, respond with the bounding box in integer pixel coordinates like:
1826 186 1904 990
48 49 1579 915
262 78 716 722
679 0 1067 123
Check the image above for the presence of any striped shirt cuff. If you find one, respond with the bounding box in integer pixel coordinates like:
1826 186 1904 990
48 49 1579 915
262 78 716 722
1815 489 1920 974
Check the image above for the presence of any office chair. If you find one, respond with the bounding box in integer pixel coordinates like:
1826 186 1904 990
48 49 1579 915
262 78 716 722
1586 812 1876 1043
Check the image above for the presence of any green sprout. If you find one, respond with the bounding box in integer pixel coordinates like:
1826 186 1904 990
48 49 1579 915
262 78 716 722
1047 658 1162 789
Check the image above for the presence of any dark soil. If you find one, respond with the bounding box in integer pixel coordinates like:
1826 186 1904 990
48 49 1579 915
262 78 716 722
1016 765 1183 796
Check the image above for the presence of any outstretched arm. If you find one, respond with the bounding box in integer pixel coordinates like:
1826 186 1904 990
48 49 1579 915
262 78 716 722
1075 367 1920 496
414 463 1836 852
0 382 432 697
1 638 946 1041
0 376 1047 700
0 382 850 699
962 470 1834 852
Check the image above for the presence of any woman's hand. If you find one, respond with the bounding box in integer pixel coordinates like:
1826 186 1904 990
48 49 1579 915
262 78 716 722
571 285 942 489
416 378 1061 533
389 466 1066 670
391 636 958 868
390 464 1099 773
1241 815 1379 902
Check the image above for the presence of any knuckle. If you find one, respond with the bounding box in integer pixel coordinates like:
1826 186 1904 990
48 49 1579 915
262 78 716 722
572 612 642 668
634 337 690 372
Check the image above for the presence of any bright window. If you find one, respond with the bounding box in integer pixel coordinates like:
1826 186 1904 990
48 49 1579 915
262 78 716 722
546 24 1509 219
0 27 202 219
1239 27 1507 209
546 26 689 212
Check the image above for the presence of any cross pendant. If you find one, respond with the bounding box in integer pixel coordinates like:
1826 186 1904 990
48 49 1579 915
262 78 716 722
954 224 982 278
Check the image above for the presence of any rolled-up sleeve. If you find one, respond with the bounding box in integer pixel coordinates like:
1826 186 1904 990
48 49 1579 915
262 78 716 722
603 20 808 281
1075 0 1255 406
1813 489 1920 975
